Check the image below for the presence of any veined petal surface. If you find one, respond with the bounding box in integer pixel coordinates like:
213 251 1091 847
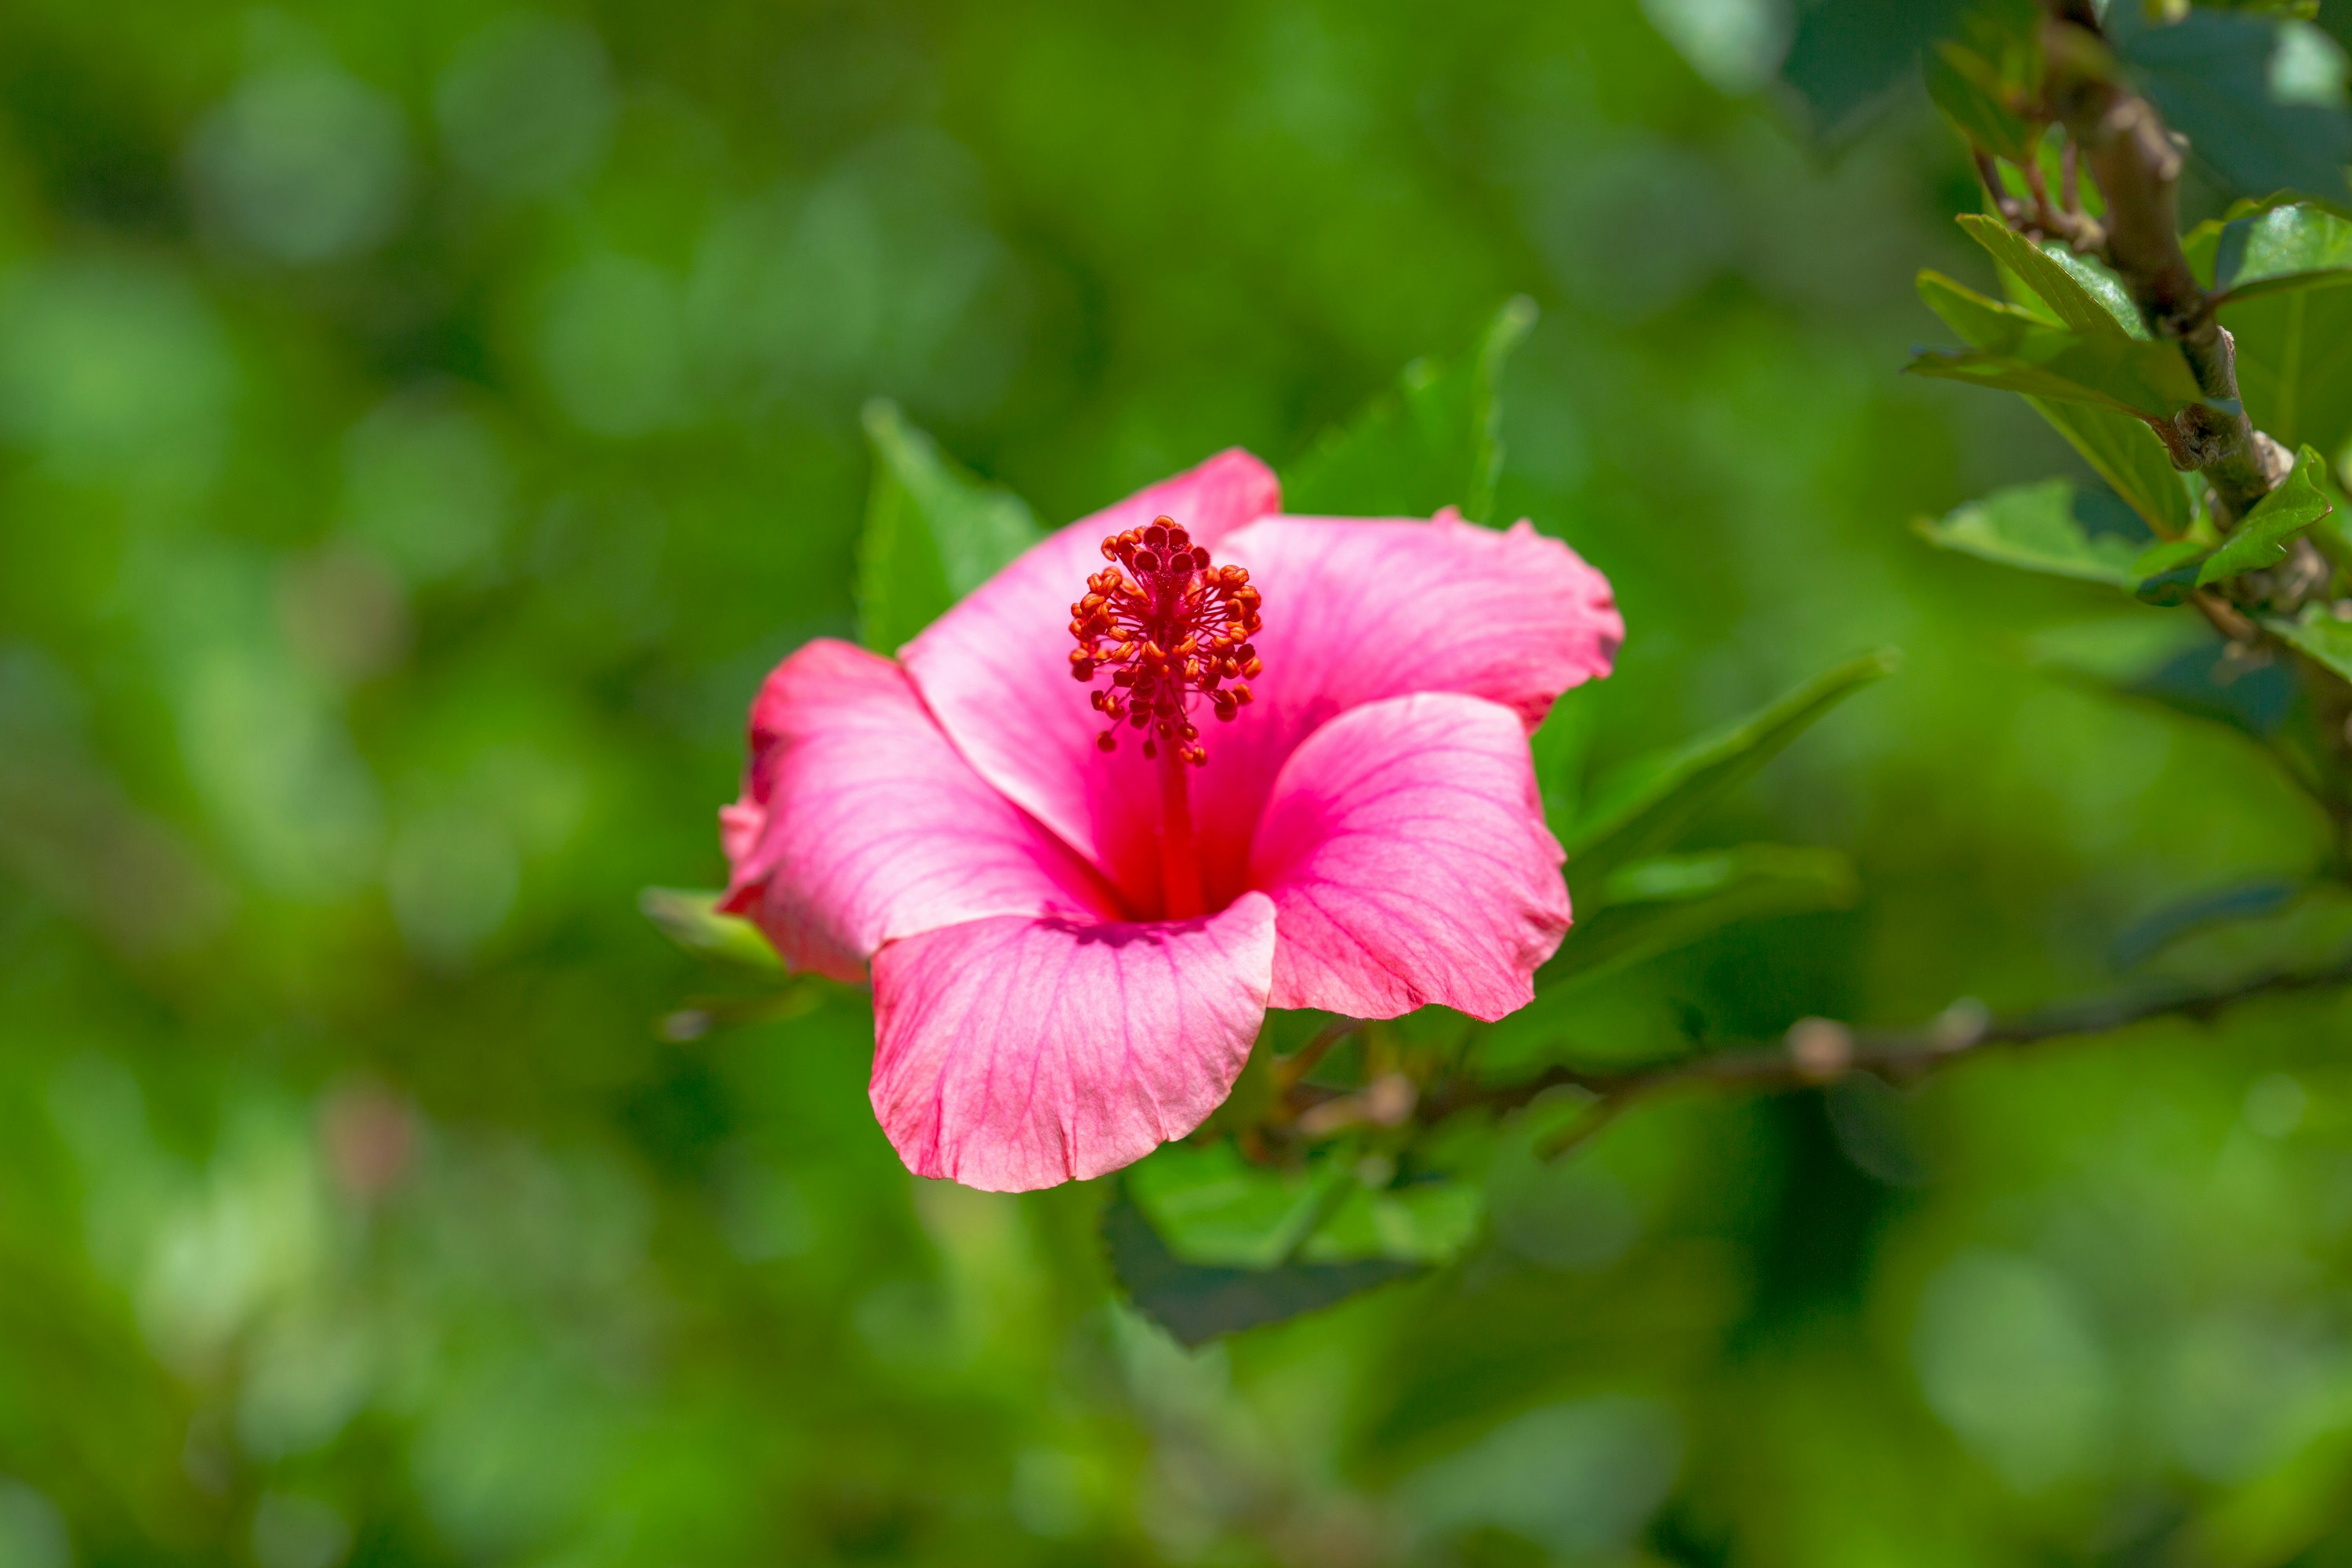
869 894 1278 1191
1247 691 1570 1021
720 638 1117 980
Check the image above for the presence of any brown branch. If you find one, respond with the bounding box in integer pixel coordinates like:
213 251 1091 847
1420 949 2352 1156
2034 4 2288 522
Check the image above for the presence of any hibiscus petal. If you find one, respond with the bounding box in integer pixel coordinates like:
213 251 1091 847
1247 692 1569 1021
720 638 1119 981
869 894 1278 1191
900 448 1281 908
1188 512 1621 906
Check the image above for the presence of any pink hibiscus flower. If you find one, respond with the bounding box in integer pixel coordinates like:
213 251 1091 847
719 450 1622 1192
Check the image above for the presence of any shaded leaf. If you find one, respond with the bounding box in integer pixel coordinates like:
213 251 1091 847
640 887 782 971
2267 601 2352 681
1552 844 1860 986
1563 650 1897 891
856 398 1042 654
2027 616 2307 755
1927 41 2038 164
2112 4 2352 207
2197 443 2334 583
1530 684 1602 833
1102 1186 1421 1348
1917 478 2154 586
2108 877 2306 971
1283 296 1536 524
1778 0 1971 142
2124 640 2303 741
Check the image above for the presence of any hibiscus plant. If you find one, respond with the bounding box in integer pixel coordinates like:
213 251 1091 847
648 301 1889 1341
654 0 2352 1345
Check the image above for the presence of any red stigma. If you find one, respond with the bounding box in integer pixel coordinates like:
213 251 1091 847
1068 515 1263 764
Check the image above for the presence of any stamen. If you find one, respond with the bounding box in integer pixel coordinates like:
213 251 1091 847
1069 514 1262 920
1067 515 1263 767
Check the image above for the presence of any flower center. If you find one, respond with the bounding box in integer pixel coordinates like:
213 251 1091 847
1066 516 1262 764
1068 515 1261 920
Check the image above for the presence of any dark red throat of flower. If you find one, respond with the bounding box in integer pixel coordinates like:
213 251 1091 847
1067 515 1263 766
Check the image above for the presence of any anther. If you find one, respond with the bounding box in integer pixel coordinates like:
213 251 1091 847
1067 514 1265 764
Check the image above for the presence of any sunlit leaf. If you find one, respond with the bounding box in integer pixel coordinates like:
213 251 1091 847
856 398 1042 654
1917 478 2154 587
1907 326 2211 424
639 887 782 971
1562 650 1897 891
1918 270 2194 535
1283 296 1537 524
2212 201 2352 301
1549 844 1860 985
1958 212 2140 338
2197 443 2333 583
1124 1142 1344 1269
1298 1178 1484 1265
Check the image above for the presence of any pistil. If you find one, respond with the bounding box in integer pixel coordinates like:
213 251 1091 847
1157 742 1205 920
1067 514 1264 919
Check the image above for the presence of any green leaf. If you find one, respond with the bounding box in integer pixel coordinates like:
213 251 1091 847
1918 268 2049 341
1548 844 1860 986
2267 601 2352 681
1125 1140 1483 1271
1530 684 1601 832
1917 478 2154 587
2197 444 2335 583
639 887 782 971
1283 296 1536 524
2032 619 2304 743
1918 271 2194 535
1777 0 1972 143
1297 1178 1484 1265
2223 268 2352 452
1958 213 2141 338
1926 42 2038 164
856 399 1042 654
1907 326 2211 424
1102 1188 1421 1348
2212 201 2352 301
2111 4 2352 207
1562 650 1898 893
1124 1142 1345 1269
2108 877 2306 971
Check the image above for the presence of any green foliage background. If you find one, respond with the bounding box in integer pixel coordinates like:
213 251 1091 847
3 0 2351 1563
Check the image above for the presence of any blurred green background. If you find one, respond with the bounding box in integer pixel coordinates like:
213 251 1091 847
5 0 2351 1563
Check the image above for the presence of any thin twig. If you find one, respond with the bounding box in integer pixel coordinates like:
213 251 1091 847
1419 949 2352 1154
2035 2 2285 522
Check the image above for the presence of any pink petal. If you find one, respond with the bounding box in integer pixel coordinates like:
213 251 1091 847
720 638 1119 981
869 894 1278 1191
1187 512 1621 906
899 449 1281 909
1247 692 1570 1021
